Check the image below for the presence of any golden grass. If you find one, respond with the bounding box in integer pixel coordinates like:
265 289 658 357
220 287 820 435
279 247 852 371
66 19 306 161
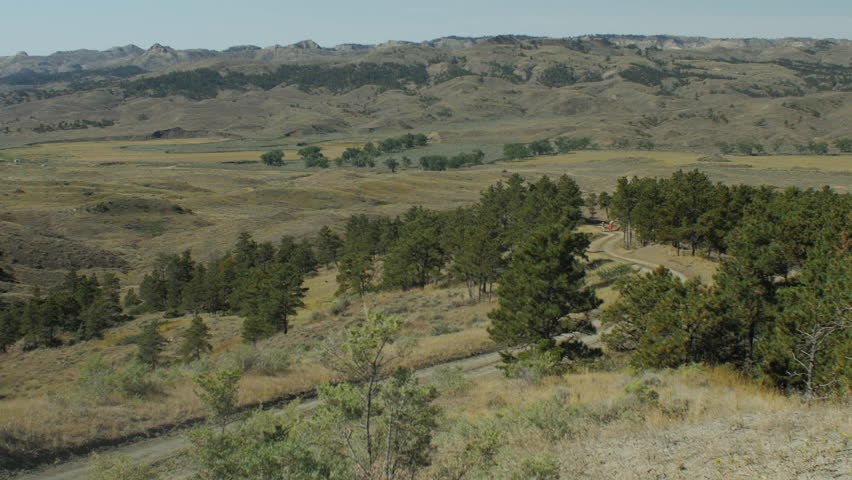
425 364 848 480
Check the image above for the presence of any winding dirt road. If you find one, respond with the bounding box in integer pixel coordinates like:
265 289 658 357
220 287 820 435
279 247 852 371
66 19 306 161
589 232 688 282
11 232 686 480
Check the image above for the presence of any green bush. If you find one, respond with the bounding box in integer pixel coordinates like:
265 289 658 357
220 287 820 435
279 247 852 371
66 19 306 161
499 343 566 383
595 263 638 283
510 454 560 480
431 365 471 396
217 345 290 375
86 453 158 480
77 354 164 403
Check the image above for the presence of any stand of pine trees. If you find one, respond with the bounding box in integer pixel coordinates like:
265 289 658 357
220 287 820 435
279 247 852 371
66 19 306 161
604 175 851 397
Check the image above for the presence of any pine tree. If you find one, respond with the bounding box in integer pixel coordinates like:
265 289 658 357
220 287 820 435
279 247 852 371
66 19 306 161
598 191 612 218
0 302 21 352
239 264 306 342
316 225 343 267
137 320 165 368
382 207 445 290
123 288 142 309
488 221 601 362
179 315 212 361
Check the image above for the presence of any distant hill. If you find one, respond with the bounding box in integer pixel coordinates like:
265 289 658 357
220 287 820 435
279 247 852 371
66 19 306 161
1 35 850 150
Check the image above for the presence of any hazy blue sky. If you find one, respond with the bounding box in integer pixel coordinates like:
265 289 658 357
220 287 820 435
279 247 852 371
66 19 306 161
2 0 850 56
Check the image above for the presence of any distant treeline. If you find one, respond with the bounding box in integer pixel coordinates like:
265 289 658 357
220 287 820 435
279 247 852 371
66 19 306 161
120 63 431 100
418 150 485 170
503 136 594 159
0 66 146 86
32 118 115 133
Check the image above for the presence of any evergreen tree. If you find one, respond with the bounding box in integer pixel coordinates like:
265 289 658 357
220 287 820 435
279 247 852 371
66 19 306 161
488 221 601 362
598 191 612 218
0 301 21 352
585 192 598 219
137 320 166 368
123 288 142 309
77 295 119 340
382 207 445 290
601 266 679 352
181 264 208 314
451 206 504 299
179 315 213 361
336 250 375 297
240 264 306 342
315 226 343 267
760 223 851 397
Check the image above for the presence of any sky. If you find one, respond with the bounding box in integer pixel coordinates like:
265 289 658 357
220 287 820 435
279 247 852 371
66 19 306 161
2 0 851 57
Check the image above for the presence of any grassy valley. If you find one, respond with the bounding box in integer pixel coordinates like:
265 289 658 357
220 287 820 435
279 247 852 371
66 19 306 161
0 34 849 480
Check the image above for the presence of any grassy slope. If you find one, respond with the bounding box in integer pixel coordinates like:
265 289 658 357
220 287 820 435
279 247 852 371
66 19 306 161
0 137 849 473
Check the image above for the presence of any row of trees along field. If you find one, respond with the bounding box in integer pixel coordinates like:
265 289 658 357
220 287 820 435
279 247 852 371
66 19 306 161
261 133 429 168
503 136 594 159
503 137 852 160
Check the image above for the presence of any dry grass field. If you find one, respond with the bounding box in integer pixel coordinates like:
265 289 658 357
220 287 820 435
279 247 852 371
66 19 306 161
2 138 847 281
423 365 851 479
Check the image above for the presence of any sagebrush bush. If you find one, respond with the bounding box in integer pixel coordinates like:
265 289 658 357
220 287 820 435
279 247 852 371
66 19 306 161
595 263 637 283
86 453 158 480
77 354 165 403
431 365 471 396
217 345 290 375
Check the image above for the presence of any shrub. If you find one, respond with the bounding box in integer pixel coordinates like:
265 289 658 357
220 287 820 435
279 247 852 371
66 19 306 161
431 366 471 396
509 454 560 480
595 263 637 284
330 296 351 316
86 453 159 480
77 355 163 403
499 343 566 383
217 344 290 375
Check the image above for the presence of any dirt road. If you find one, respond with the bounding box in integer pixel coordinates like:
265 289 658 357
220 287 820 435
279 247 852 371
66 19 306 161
12 233 689 480
589 232 688 282
10 353 503 480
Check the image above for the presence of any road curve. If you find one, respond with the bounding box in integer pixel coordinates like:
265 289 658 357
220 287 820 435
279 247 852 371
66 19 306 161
589 232 688 282
11 234 688 480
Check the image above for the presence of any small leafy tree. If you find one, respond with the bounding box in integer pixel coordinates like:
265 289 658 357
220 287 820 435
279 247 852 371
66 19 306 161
318 311 439 480
384 157 399 173
260 149 284 166
194 367 242 434
528 139 554 156
502 143 530 160
179 315 212 361
833 138 852 153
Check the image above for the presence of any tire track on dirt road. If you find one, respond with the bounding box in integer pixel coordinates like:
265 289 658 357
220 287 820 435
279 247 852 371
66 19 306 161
589 232 688 282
